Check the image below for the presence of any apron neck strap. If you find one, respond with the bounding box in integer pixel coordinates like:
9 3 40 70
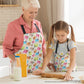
21 25 26 34
34 23 40 32
21 23 40 34
67 39 69 51
55 40 59 53
55 39 69 54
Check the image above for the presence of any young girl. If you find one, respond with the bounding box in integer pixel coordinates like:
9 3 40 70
33 21 77 80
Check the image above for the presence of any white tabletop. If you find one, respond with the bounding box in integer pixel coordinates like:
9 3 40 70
0 71 84 84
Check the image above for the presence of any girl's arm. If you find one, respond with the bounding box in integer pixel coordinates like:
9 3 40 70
64 48 76 80
42 48 53 71
67 47 76 73
33 48 53 75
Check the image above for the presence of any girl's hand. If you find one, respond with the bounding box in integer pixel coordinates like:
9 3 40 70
47 63 56 72
32 69 44 75
64 72 73 81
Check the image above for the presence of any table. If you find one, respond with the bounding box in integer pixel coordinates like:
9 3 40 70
0 71 84 84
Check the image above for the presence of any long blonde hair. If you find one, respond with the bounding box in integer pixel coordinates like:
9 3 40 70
47 21 75 52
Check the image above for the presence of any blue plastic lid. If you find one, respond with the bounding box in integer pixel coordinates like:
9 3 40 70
15 56 20 58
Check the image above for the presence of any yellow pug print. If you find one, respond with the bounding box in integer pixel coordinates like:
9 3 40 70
60 52 64 56
74 43 76 46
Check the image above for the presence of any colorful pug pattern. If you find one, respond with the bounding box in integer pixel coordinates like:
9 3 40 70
15 33 43 73
54 53 70 72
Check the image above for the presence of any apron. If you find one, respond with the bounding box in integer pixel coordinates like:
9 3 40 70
15 23 43 73
54 39 76 72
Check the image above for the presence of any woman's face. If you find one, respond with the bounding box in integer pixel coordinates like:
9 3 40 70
56 30 69 43
22 7 38 22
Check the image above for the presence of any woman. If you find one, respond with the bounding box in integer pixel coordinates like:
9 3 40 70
3 0 46 73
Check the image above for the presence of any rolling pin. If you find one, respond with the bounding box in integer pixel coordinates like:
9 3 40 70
79 76 84 84
41 73 65 79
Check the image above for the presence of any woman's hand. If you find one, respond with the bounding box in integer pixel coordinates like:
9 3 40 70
64 72 73 81
32 69 44 75
8 54 15 62
47 63 56 72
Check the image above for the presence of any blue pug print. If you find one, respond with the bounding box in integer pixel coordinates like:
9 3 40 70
39 44 41 47
26 47 28 49
62 58 64 60
39 58 41 60
27 60 29 64
36 52 39 55
62 66 66 69
35 39 39 42
35 66 38 69
24 41 27 44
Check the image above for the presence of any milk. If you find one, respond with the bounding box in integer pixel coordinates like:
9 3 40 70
13 67 22 81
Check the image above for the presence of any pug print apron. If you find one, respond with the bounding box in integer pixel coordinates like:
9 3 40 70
15 23 43 73
54 39 76 72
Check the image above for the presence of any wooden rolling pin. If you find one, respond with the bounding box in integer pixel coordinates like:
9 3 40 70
79 76 84 84
41 73 65 79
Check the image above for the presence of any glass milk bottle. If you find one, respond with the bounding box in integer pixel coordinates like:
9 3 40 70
13 56 22 81
9 60 14 79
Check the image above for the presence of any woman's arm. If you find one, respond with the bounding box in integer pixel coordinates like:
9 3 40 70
8 54 15 61
3 23 16 59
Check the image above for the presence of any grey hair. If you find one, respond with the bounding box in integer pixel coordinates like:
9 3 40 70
21 0 40 9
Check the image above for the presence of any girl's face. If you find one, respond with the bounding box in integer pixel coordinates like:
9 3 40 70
56 30 69 43
22 7 38 22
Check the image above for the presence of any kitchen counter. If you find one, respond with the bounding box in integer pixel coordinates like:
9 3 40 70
0 71 84 84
